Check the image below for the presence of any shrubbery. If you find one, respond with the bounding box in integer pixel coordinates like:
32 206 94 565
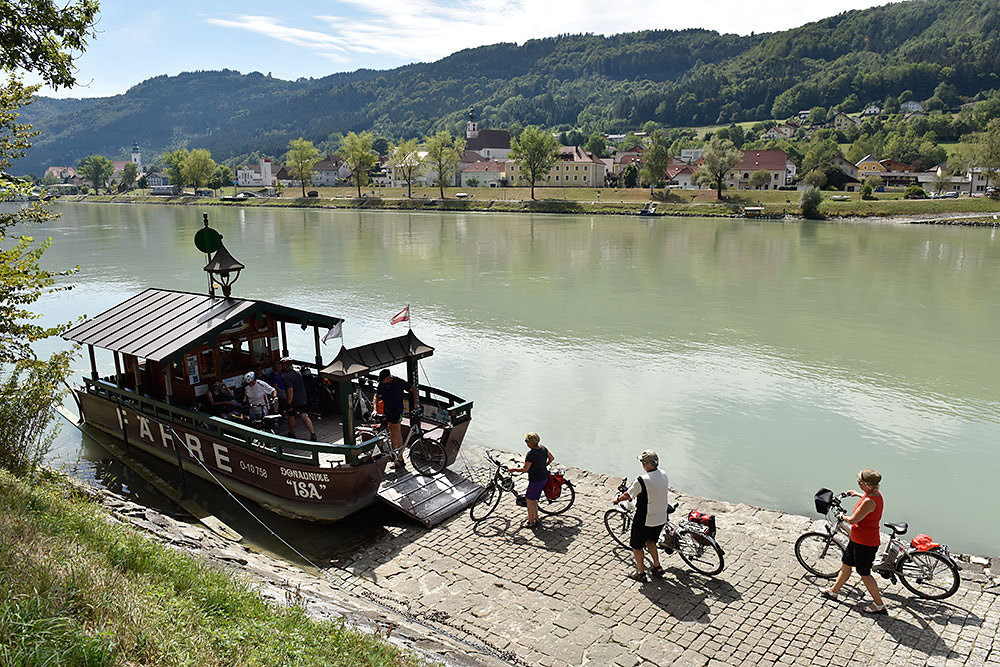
800 186 824 219
0 352 73 474
904 184 927 199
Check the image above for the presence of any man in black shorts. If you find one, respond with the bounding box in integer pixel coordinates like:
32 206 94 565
615 450 669 582
281 358 317 441
375 368 419 468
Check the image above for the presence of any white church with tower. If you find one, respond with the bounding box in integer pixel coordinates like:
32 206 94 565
464 107 510 160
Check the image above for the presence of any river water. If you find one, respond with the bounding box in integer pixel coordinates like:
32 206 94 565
27 202 1000 556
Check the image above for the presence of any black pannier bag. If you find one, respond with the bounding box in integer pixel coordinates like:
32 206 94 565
814 488 834 514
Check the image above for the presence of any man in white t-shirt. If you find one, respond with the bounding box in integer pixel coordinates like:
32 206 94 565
614 449 669 582
242 371 276 418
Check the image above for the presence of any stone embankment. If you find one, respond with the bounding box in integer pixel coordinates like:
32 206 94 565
81 459 999 667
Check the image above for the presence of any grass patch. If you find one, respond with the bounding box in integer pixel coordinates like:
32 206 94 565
0 468 423 666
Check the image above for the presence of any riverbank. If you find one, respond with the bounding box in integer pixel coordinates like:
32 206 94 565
54 190 1000 222
0 468 438 667
26 452 1000 667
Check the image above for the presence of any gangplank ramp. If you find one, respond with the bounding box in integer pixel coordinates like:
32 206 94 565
377 467 482 527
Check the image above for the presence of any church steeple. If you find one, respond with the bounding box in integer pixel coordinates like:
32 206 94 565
466 106 479 139
131 141 142 173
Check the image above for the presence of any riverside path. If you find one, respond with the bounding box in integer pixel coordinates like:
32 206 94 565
95 457 999 666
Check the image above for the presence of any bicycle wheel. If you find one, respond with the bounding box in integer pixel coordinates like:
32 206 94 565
677 530 725 576
470 483 501 522
537 479 575 515
794 532 845 579
604 507 633 549
409 437 447 475
897 551 960 600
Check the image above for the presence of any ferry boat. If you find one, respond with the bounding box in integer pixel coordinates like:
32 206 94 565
62 219 473 522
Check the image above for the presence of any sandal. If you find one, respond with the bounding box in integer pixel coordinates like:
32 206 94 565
820 588 838 601
650 565 665 579
862 602 888 615
627 571 647 583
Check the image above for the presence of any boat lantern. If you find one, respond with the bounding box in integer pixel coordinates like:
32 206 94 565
196 214 244 297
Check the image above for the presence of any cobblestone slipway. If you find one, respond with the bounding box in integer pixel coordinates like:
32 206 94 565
90 460 999 667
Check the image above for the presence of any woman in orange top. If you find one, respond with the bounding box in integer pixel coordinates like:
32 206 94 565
821 469 887 614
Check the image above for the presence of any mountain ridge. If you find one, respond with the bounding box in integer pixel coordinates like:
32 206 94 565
16 0 1000 175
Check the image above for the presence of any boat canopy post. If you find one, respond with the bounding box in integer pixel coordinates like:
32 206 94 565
280 321 288 358
88 344 98 380
131 356 142 395
112 352 120 385
341 382 355 445
313 326 322 368
163 364 174 405
407 358 418 392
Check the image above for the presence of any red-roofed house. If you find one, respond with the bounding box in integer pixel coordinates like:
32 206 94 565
665 164 699 189
44 166 83 185
460 160 507 187
726 150 792 190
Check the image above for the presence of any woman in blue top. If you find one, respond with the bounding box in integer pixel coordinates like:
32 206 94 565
509 432 554 528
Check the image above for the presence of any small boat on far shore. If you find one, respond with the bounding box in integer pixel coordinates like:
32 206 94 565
743 206 786 220
638 202 663 216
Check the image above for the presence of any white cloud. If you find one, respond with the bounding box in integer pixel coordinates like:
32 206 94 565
206 1 904 66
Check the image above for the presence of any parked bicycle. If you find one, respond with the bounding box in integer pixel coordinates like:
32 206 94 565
794 488 960 600
469 452 575 521
355 406 448 475
603 477 725 576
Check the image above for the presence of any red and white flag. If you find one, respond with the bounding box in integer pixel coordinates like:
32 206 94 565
390 306 409 325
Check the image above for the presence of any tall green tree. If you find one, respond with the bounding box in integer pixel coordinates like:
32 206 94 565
748 170 772 189
584 133 607 158
423 130 465 199
639 130 670 194
510 126 559 200
284 137 319 197
341 131 376 198
207 164 233 192
77 154 113 193
120 162 137 191
162 149 189 189
390 138 423 199
692 137 742 200
181 149 215 192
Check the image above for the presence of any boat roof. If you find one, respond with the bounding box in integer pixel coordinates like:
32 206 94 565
321 330 434 379
62 288 343 364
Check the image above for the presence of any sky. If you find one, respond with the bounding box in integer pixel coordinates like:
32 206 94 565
38 0 906 99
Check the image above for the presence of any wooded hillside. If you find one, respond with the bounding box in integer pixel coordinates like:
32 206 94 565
16 0 1000 175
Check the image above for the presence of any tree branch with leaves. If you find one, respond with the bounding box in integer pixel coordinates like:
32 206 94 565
510 126 559 200
424 130 464 199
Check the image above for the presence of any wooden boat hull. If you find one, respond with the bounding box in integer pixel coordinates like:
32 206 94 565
77 389 388 522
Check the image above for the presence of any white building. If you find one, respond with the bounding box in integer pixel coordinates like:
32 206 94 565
312 156 350 186
237 158 275 187
465 107 510 160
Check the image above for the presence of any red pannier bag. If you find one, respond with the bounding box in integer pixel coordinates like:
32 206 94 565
687 510 717 538
911 534 940 551
543 473 564 500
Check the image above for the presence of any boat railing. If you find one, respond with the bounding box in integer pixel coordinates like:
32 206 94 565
84 378 383 466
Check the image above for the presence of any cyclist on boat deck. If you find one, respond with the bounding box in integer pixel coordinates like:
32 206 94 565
821 469 887 615
375 368 419 469
615 450 669 583
508 432 553 528
242 372 276 419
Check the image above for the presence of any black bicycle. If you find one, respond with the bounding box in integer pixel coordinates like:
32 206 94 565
355 407 448 475
794 489 960 600
469 452 575 521
603 477 725 576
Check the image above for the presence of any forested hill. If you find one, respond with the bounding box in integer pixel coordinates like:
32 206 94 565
17 0 1000 175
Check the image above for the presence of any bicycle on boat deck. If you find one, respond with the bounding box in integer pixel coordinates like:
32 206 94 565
355 406 448 475
603 477 725 576
469 452 575 521
794 488 960 600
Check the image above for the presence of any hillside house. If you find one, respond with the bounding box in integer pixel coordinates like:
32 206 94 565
763 122 800 140
827 156 859 179
44 166 83 185
831 111 860 131
900 101 924 113
863 105 882 117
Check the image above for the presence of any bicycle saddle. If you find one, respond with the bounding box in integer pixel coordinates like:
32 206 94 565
668 502 678 514
884 521 908 535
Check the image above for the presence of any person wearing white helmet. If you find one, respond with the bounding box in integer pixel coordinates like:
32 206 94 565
242 371 276 418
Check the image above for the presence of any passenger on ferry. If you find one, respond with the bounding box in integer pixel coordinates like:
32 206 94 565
281 358 318 442
260 363 286 408
206 380 238 415
242 371 276 419
375 368 419 468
